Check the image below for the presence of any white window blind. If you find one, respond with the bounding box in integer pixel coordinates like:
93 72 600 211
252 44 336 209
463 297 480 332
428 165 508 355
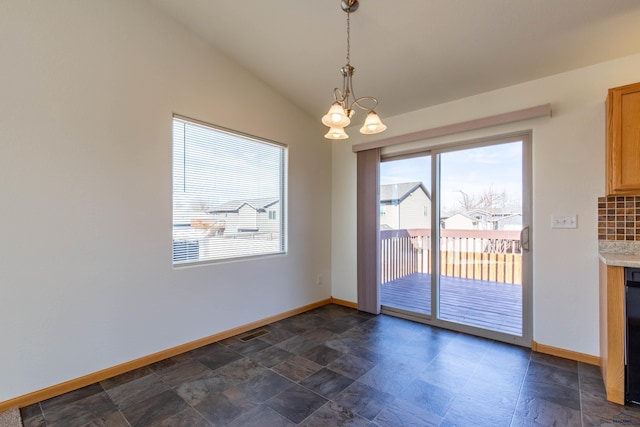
172 116 287 265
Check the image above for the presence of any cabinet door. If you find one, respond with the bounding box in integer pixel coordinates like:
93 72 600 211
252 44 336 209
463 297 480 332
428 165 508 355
607 82 640 195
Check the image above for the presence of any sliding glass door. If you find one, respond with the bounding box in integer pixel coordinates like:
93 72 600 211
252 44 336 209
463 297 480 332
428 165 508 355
437 141 524 337
379 155 432 315
379 134 531 345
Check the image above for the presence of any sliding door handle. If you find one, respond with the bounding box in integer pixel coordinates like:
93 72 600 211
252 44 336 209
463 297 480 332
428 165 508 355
520 226 530 252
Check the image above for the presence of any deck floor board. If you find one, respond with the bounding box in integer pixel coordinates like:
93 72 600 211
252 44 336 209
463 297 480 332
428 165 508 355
380 272 522 335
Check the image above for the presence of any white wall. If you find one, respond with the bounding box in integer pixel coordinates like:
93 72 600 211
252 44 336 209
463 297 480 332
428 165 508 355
332 52 640 357
442 214 476 230
0 1 331 402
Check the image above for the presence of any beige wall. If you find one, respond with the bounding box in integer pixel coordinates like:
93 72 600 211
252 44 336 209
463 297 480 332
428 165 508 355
332 52 640 357
257 203 281 234
0 1 331 402
399 190 431 230
381 190 431 230
380 204 400 229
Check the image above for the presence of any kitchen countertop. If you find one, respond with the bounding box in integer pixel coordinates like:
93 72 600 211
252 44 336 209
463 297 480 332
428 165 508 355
599 252 640 268
599 240 640 267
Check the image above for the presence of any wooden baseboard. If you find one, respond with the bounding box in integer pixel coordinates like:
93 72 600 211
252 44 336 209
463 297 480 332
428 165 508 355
532 341 600 366
0 298 332 412
15 300 604 412
330 297 358 309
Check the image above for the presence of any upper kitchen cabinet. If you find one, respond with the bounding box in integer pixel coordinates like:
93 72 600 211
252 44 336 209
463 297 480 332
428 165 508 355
607 82 640 195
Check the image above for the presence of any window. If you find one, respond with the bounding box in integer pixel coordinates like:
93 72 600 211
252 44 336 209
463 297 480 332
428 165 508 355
172 116 287 265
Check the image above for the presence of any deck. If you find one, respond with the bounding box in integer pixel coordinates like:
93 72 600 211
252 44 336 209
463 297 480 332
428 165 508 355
380 272 522 335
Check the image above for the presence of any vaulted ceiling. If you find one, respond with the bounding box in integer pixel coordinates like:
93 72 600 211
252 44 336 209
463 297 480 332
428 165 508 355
148 0 640 121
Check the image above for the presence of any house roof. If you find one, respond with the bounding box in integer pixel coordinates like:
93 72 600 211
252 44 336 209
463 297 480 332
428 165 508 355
209 197 279 214
494 213 522 222
444 210 522 222
442 212 476 222
380 182 430 204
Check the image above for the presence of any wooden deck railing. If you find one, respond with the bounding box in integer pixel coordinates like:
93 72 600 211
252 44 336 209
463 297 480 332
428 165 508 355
380 229 522 285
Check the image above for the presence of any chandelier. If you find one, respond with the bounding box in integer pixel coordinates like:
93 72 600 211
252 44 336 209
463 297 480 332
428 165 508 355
322 0 387 140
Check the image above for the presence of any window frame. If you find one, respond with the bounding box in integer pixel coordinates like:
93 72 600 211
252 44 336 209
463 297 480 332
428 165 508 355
172 114 288 267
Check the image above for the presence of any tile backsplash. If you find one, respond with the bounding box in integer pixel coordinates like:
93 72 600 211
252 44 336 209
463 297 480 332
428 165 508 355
598 195 640 241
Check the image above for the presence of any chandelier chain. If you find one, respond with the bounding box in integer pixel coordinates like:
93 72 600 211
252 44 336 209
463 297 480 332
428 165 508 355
346 10 350 65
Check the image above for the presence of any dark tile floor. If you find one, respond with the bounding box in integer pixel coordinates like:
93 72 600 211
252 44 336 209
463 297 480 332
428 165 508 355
19 304 640 426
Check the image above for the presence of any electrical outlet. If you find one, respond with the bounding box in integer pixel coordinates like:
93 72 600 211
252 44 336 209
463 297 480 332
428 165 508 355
551 214 577 229
316 274 322 285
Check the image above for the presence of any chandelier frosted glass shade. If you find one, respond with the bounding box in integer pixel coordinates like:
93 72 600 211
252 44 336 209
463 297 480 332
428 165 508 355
321 102 351 128
324 126 349 139
360 111 387 134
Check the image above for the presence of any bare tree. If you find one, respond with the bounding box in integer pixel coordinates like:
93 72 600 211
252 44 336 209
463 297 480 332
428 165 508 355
191 199 210 214
455 186 517 213
455 190 477 211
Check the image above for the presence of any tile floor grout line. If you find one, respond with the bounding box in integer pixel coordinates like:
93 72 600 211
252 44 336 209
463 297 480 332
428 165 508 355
19 306 638 426
508 352 532 427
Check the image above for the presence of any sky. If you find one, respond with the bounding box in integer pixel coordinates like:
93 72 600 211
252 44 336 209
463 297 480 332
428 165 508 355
380 141 523 214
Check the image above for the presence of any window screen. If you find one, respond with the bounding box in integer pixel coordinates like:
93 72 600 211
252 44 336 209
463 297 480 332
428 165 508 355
172 116 287 265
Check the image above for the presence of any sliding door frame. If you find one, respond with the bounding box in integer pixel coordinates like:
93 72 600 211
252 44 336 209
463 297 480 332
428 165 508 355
380 130 533 347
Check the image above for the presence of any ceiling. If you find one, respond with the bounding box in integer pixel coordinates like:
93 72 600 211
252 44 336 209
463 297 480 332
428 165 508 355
148 0 640 122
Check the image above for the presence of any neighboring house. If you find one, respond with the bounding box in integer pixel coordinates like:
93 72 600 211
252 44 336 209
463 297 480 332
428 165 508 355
465 209 523 230
464 209 493 228
209 197 279 234
441 209 522 230
494 213 523 231
380 182 431 230
441 212 476 230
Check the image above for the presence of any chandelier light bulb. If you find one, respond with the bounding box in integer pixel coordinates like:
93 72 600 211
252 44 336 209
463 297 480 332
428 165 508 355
322 102 351 128
324 126 349 140
360 111 387 134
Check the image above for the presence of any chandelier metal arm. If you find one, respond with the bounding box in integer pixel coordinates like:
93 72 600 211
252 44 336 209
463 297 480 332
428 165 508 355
351 95 379 112
333 89 378 111
332 63 379 113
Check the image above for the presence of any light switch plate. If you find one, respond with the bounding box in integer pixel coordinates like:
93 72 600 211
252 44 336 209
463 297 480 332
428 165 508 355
551 214 577 229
